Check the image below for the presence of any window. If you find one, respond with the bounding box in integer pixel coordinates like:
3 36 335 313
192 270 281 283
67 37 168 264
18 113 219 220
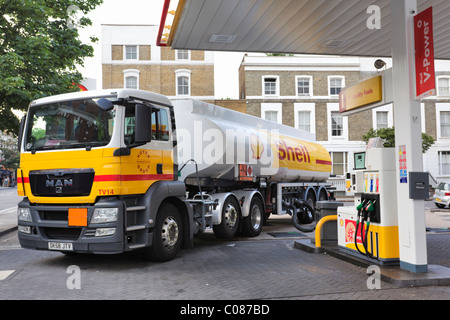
439 151 450 175
438 77 450 96
175 69 191 96
330 152 348 176
327 103 348 140
329 76 345 96
376 111 388 129
331 111 343 137
177 76 189 95
261 103 282 124
124 105 169 145
151 108 170 141
372 104 393 130
125 45 137 60
125 76 138 89
176 50 189 60
123 69 140 89
297 111 311 132
296 76 312 96
265 111 278 122
440 111 450 137
24 99 115 152
294 103 315 134
263 76 279 96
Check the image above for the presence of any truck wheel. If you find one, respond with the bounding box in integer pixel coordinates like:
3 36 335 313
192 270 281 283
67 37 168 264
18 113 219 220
213 196 240 239
145 203 182 262
306 190 316 211
242 197 263 237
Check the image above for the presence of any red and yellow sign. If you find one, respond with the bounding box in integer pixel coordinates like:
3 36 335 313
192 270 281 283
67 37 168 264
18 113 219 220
339 76 382 113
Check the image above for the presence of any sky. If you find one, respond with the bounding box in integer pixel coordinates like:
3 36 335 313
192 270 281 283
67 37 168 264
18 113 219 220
77 0 244 99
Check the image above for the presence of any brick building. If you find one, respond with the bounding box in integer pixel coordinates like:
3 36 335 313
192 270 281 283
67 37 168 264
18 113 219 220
101 24 215 100
239 54 450 190
101 25 450 189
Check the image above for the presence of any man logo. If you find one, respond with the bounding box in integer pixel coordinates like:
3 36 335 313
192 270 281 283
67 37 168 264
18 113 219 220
46 179 73 188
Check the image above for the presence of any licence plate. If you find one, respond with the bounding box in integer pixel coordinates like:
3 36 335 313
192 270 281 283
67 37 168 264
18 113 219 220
436 198 442 202
48 242 73 251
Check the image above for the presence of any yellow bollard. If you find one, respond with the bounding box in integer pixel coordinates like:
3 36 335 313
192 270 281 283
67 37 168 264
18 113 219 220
315 215 337 248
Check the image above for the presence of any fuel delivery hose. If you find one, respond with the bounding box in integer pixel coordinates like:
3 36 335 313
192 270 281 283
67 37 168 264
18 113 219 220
282 199 316 233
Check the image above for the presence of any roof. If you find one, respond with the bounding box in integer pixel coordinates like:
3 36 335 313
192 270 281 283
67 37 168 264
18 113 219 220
30 89 173 107
160 0 450 60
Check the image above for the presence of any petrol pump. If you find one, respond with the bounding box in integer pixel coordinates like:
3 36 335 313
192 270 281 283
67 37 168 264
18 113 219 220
338 146 400 265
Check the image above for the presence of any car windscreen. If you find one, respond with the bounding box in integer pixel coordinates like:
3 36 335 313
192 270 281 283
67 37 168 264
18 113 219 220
436 182 450 191
25 98 116 152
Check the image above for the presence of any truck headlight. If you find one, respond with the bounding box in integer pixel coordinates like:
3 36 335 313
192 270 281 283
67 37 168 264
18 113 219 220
90 208 118 224
18 208 32 222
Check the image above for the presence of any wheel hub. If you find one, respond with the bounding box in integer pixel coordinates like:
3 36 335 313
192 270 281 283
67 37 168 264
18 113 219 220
161 216 179 249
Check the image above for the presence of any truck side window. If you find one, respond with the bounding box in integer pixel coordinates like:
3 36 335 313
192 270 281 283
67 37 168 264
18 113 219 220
125 105 169 145
151 108 169 141
159 109 169 141
124 107 136 145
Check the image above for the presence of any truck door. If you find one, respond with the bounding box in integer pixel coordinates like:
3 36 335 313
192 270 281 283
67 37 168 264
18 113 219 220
121 104 171 195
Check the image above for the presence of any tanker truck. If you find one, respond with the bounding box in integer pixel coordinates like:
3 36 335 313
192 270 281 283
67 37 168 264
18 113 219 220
16 89 332 261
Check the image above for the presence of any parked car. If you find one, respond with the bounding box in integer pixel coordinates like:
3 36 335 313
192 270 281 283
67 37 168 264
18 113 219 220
433 182 450 208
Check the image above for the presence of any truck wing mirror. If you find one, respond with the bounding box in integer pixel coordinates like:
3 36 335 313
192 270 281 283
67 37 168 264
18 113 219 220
96 98 114 111
135 104 152 144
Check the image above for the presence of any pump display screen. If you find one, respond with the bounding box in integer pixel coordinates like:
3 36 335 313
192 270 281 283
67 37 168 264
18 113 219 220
354 152 366 170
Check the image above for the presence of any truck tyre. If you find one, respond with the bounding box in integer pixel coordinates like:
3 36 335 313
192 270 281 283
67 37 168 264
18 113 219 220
146 203 182 262
306 190 317 211
213 196 240 239
241 197 263 237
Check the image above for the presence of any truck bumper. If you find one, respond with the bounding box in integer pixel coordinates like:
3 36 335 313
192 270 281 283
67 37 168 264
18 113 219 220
17 198 127 254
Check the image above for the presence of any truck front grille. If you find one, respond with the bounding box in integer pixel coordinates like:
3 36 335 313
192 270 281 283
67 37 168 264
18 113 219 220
29 168 95 197
42 227 82 241
40 210 68 222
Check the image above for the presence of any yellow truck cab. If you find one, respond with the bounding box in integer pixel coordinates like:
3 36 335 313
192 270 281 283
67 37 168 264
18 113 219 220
17 89 190 261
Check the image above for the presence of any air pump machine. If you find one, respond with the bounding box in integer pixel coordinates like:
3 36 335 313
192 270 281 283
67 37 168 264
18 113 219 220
337 146 399 264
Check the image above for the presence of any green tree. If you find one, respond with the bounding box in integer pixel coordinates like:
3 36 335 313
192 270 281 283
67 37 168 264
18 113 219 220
0 0 103 134
362 127 435 153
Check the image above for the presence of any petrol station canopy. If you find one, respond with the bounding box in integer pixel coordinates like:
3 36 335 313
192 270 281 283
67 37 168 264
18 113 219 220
158 0 450 59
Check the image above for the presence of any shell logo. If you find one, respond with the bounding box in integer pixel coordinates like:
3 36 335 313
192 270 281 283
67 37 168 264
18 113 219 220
250 134 264 160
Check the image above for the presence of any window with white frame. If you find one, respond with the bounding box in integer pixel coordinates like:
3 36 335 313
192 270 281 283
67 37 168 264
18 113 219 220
439 151 450 175
175 69 191 96
176 49 190 60
438 76 450 96
123 69 140 89
327 103 348 140
372 104 393 130
177 77 189 95
294 103 315 134
125 76 138 89
296 76 312 96
440 111 450 137
329 152 348 176
262 76 279 96
376 111 388 129
125 45 138 60
331 111 343 136
328 76 345 96
261 103 282 124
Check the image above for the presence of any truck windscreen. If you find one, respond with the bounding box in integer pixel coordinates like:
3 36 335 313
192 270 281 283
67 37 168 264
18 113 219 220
25 98 116 152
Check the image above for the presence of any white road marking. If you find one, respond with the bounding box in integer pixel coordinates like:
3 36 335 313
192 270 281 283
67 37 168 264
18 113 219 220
0 270 15 280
